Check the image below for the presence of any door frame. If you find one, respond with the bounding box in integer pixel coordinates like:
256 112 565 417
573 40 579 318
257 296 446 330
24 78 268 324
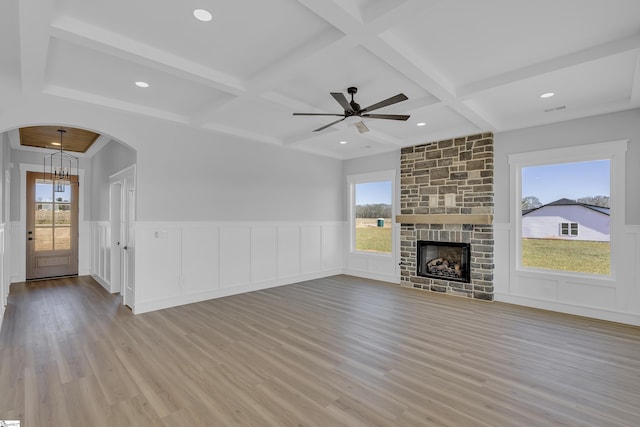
109 165 135 308
17 163 86 282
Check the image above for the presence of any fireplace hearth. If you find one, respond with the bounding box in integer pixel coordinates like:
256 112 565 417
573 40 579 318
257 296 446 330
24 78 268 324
417 241 471 283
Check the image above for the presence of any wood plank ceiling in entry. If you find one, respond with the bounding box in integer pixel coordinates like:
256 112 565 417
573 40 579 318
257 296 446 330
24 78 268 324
19 126 100 153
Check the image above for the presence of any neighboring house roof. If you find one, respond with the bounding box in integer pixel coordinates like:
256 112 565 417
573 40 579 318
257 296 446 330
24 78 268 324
523 198 610 216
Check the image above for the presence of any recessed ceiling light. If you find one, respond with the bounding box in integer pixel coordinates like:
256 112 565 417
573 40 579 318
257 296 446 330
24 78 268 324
339 140 348 145
193 8 212 22
416 122 426 127
51 142 61 146
540 92 555 98
135 81 149 88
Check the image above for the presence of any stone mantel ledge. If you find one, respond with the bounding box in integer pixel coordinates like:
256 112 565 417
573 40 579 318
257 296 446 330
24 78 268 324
396 214 493 225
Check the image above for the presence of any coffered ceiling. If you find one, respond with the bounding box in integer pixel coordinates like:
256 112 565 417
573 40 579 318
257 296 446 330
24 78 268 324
1 0 639 159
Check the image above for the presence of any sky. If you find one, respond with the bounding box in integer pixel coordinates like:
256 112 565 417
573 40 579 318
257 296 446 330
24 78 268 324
355 180 392 205
522 159 610 204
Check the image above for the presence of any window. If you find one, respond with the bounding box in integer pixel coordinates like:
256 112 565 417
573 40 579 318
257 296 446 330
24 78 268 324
510 140 627 278
348 171 395 255
560 222 578 236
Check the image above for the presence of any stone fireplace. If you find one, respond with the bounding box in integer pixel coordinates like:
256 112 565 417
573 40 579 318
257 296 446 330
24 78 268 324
398 133 494 300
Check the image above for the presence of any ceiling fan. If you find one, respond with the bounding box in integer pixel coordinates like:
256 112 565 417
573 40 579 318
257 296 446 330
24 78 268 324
293 86 410 133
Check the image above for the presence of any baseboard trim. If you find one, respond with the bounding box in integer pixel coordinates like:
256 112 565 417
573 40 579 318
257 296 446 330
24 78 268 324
341 269 400 285
133 269 343 314
90 274 113 293
495 293 640 326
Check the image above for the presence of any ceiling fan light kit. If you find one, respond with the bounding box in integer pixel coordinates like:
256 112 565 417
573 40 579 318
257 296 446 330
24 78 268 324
293 86 410 133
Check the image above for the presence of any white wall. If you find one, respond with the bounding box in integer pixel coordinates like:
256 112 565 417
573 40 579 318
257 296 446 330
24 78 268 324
0 93 345 311
90 140 136 222
0 133 10 330
494 109 640 325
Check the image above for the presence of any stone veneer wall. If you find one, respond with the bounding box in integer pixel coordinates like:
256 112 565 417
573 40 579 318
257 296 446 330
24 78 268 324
400 133 494 300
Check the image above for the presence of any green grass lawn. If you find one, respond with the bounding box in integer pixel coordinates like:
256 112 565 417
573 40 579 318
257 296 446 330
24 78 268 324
521 238 610 275
355 218 392 253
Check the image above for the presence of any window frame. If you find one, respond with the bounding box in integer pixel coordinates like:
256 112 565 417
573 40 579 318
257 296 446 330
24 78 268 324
559 222 579 237
509 140 627 279
347 170 396 257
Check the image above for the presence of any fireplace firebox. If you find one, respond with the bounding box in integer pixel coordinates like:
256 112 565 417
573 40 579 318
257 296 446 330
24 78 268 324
417 241 471 283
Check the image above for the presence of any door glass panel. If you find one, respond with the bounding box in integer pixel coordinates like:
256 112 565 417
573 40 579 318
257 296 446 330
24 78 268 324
54 227 71 250
54 184 71 201
54 204 71 224
35 227 53 251
35 180 53 202
36 203 53 224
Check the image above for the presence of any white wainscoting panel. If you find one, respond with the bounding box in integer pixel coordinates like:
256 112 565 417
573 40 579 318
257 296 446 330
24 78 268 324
10 221 24 283
343 222 400 284
220 226 252 288
181 226 220 295
135 226 182 304
495 223 640 326
277 226 301 279
251 226 278 284
91 221 111 292
0 224 6 331
322 224 342 271
134 221 343 314
301 225 322 273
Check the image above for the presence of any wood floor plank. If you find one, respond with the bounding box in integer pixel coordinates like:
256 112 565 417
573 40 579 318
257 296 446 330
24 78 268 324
1 275 639 426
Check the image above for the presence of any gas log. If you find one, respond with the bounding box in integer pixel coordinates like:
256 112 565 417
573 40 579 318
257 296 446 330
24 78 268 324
426 257 463 278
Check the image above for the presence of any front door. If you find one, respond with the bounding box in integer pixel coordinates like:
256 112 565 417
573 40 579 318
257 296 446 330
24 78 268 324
26 171 79 280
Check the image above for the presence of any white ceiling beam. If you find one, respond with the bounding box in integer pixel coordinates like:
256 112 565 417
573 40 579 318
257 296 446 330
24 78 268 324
291 0 493 143
297 0 496 132
457 33 640 99
201 122 283 146
44 85 190 124
631 53 640 108
50 16 245 96
191 30 351 126
498 98 636 133
18 0 55 94
247 29 351 91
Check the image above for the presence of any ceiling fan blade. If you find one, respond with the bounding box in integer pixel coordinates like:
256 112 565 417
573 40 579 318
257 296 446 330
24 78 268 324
362 113 410 121
331 92 354 113
354 121 369 133
293 113 345 116
313 117 346 132
361 93 408 113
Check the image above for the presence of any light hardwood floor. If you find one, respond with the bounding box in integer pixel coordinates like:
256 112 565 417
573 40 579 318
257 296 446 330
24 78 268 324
1 275 639 426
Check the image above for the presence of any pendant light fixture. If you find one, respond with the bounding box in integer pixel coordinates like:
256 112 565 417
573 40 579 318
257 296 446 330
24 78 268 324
44 128 79 192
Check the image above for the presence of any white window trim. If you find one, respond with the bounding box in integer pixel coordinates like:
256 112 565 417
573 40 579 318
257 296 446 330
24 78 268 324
509 140 627 279
347 170 396 257
559 222 579 236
